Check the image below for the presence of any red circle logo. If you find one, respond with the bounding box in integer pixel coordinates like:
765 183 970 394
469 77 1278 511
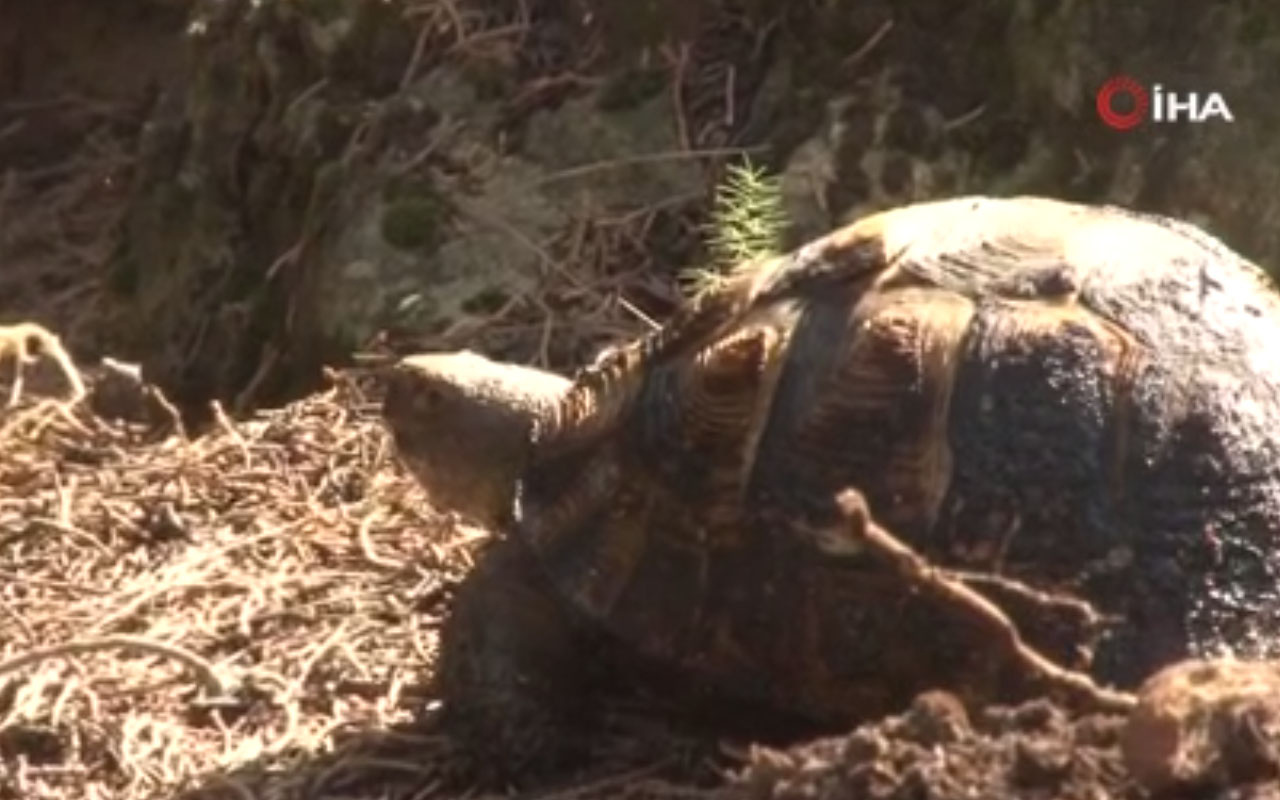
1096 75 1149 130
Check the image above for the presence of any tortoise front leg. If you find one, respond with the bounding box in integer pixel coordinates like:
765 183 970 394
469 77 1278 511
435 537 599 787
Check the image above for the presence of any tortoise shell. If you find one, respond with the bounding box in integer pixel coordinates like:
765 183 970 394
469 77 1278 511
516 195 1280 724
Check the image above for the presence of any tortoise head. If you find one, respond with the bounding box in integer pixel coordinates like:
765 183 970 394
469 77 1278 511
380 351 572 529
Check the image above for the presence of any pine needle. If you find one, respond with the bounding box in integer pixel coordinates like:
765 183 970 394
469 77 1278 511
679 159 789 298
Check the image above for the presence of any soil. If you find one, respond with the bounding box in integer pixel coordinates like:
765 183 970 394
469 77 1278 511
733 694 1141 800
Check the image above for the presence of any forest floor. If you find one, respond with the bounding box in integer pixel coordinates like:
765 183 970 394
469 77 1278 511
2 2 1279 798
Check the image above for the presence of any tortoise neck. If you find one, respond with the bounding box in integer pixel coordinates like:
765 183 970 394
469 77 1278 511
534 346 646 457
534 273 766 455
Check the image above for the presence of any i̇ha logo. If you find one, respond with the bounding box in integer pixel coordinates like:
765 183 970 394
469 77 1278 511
1095 75 1234 130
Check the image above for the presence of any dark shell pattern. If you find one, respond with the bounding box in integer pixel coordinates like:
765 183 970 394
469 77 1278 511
514 196 1280 723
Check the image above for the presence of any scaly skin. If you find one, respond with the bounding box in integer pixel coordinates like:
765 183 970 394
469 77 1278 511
381 352 602 784
380 350 569 529
435 537 601 786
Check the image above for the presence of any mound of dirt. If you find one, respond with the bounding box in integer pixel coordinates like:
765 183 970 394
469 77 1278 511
732 693 1137 800
732 671 1280 800
0 356 471 800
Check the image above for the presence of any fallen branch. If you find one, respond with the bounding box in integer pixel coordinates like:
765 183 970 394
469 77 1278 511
827 489 1136 714
950 569 1115 634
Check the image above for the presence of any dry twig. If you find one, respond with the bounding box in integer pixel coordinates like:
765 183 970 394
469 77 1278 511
0 321 86 407
0 369 478 800
824 489 1137 714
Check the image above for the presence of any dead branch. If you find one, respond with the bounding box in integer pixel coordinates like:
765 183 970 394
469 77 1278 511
829 488 1137 714
950 569 1115 634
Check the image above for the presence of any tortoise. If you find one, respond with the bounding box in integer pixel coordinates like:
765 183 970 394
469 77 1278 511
380 195 1280 781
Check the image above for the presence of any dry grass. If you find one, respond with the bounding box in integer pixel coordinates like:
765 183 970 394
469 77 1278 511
0 370 482 800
